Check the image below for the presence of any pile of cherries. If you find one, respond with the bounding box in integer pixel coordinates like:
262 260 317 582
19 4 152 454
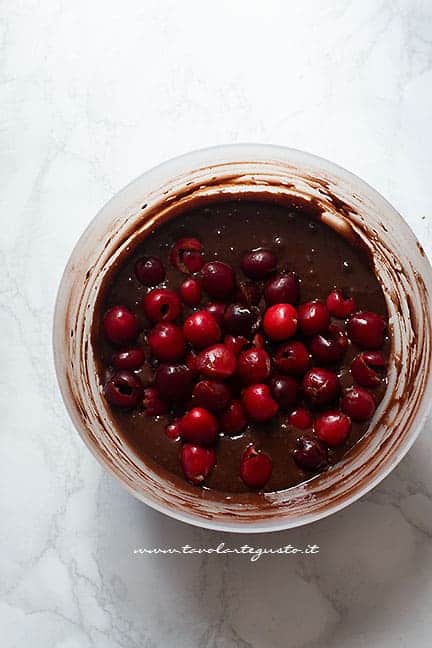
102 236 387 490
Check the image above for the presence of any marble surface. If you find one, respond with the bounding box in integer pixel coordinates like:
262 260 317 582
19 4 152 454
1 1 432 646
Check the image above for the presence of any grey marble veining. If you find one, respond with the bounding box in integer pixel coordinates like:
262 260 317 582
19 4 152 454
1 1 432 646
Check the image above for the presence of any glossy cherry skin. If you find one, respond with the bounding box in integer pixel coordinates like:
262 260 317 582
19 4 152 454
263 303 298 341
179 278 202 307
347 311 386 349
270 375 300 410
274 340 309 376
170 237 205 274
223 303 255 336
288 408 313 429
103 306 139 345
240 445 273 488
326 289 356 318
237 348 271 385
142 387 168 416
351 351 386 387
219 400 247 435
201 261 236 299
302 368 340 407
224 334 249 356
298 300 330 336
111 347 145 370
148 323 186 362
179 407 219 444
241 248 277 280
264 272 300 305
143 288 181 323
195 344 237 380
134 256 165 286
242 384 279 422
104 371 143 408
192 380 231 412
315 410 351 446
183 310 221 349
153 363 193 401
165 421 181 439
181 444 216 484
341 387 376 421
204 302 226 324
310 324 348 365
293 435 328 469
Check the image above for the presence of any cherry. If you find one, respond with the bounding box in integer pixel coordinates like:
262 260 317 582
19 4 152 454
264 272 300 305
293 435 328 469
263 303 298 341
270 375 300 410
134 256 165 286
288 408 313 429
347 311 386 349
237 348 271 384
111 347 145 370
241 248 277 280
224 334 249 356
153 363 193 401
326 289 356 318
240 445 273 488
223 303 255 336
183 310 221 349
170 237 204 274
195 344 237 380
315 410 351 446
103 306 139 345
310 323 348 365
302 368 340 406
148 323 185 361
201 261 236 299
242 384 279 422
220 400 247 435
252 333 266 349
104 371 143 408
143 288 181 323
341 387 376 421
274 340 309 376
298 300 330 336
181 444 216 484
142 386 168 416
179 407 219 444
179 278 202 307
165 421 181 439
351 351 386 387
235 280 262 305
192 380 231 412
204 302 226 324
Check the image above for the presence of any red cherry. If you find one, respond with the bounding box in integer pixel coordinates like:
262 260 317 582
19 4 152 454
264 272 300 305
183 310 221 349
166 421 181 439
242 384 279 422
134 256 165 286
263 303 298 341
252 333 266 349
288 408 313 429
310 323 348 365
179 278 202 307
153 363 193 401
103 306 139 345
270 375 300 410
104 371 142 408
204 302 226 324
148 323 185 361
143 288 181 323
351 351 386 387
237 348 271 384
341 387 376 421
181 444 216 484
302 368 340 406
170 237 204 274
347 311 386 349
326 289 356 318
241 248 277 280
195 344 237 380
201 261 236 299
240 445 273 488
223 303 255 336
224 334 249 356
111 347 145 370
142 386 168 416
315 410 351 446
192 380 231 411
179 407 219 444
298 300 330 336
274 340 309 376
293 434 328 469
219 400 247 435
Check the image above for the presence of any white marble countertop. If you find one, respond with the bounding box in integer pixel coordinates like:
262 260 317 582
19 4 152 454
2 1 432 646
